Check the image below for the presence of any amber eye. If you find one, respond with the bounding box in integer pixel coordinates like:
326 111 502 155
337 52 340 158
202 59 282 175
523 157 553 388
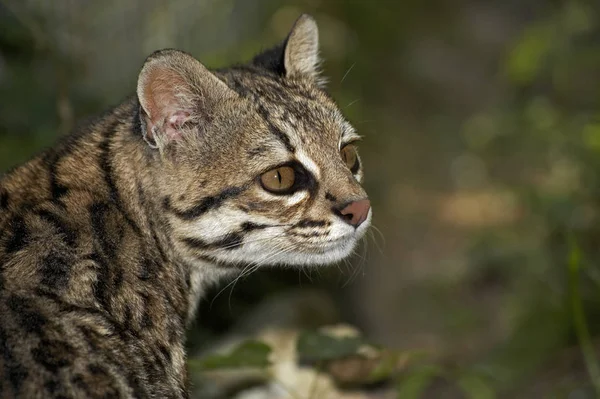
341 144 359 173
260 166 296 193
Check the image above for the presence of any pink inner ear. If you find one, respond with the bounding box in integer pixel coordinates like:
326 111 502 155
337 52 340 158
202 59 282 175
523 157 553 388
165 111 191 140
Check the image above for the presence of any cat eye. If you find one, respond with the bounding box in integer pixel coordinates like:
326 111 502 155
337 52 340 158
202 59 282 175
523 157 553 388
341 144 359 173
260 166 296 194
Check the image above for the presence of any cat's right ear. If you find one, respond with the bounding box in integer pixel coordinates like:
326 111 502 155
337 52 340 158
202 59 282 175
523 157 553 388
137 49 236 149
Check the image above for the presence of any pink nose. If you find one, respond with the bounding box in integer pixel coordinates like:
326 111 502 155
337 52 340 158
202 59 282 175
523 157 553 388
338 199 371 228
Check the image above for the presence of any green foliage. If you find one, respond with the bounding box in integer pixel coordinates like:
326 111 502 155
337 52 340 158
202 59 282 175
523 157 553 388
568 237 600 395
396 365 444 399
296 330 370 363
196 340 272 371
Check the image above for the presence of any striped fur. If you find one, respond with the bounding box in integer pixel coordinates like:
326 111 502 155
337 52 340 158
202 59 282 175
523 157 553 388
0 14 370 398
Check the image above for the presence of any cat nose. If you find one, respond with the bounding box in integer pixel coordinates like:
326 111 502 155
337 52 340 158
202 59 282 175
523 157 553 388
335 199 371 228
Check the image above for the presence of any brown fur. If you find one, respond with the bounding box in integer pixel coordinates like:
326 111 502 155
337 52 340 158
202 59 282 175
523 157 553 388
0 14 369 398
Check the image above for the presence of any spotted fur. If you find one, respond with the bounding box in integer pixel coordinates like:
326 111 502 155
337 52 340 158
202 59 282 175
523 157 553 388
0 14 370 398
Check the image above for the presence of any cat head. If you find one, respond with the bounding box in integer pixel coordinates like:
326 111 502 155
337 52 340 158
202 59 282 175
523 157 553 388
137 14 371 268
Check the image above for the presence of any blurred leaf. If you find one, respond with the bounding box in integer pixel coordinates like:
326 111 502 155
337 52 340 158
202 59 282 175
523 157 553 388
582 123 600 153
568 236 600 395
506 23 554 84
368 351 402 381
396 365 444 399
457 373 496 399
563 2 595 35
368 349 428 382
197 340 272 370
297 330 373 362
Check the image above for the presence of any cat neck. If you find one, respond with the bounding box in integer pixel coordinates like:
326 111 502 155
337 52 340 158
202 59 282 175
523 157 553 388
97 98 231 324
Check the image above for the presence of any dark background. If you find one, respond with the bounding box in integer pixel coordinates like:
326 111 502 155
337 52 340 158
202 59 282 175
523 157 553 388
2 0 600 397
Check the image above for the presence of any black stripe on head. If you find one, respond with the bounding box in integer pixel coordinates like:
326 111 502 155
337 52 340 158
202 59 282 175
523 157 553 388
325 192 337 202
257 105 295 153
182 221 274 251
293 231 326 239
164 186 246 220
240 222 271 232
293 219 330 228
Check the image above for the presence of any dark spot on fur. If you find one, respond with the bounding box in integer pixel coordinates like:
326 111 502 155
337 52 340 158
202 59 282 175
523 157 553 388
40 252 71 290
5 215 29 254
32 338 74 372
82 363 128 397
0 190 8 208
248 145 267 157
6 294 47 334
138 257 154 281
325 192 337 202
0 326 29 393
36 209 77 247
158 344 172 363
78 326 101 351
44 380 60 394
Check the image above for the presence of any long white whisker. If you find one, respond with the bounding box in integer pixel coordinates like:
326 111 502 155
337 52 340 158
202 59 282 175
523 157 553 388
210 242 301 309
341 62 356 84
345 99 360 108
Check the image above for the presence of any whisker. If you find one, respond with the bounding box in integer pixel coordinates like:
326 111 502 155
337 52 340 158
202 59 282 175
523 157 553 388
340 62 356 84
214 242 301 310
343 238 368 287
302 267 314 282
345 99 360 108
369 224 386 251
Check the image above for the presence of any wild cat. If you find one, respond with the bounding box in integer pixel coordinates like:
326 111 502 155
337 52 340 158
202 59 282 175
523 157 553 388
0 14 371 398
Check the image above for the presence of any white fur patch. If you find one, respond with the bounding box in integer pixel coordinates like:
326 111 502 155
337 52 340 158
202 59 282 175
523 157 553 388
295 149 320 178
286 191 308 206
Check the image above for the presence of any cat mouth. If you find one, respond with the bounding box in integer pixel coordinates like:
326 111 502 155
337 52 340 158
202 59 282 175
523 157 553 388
299 234 356 254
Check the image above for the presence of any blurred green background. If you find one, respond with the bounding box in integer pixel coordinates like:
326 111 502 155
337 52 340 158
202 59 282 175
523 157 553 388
2 0 600 397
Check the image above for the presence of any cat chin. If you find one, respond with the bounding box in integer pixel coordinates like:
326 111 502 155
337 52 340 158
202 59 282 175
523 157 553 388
274 234 363 267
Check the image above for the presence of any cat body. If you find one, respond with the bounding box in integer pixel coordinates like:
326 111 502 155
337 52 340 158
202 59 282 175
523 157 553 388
0 15 370 398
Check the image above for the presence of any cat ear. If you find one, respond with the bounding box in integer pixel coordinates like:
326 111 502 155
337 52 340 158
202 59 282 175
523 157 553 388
137 49 236 148
283 14 321 80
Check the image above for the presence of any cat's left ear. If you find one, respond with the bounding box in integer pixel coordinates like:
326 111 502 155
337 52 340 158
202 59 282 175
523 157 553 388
283 14 321 80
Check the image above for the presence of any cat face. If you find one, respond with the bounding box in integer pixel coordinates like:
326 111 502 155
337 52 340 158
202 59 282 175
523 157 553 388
138 15 371 268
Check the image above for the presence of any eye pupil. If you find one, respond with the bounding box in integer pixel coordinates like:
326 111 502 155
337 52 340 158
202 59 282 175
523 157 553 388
260 166 295 194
